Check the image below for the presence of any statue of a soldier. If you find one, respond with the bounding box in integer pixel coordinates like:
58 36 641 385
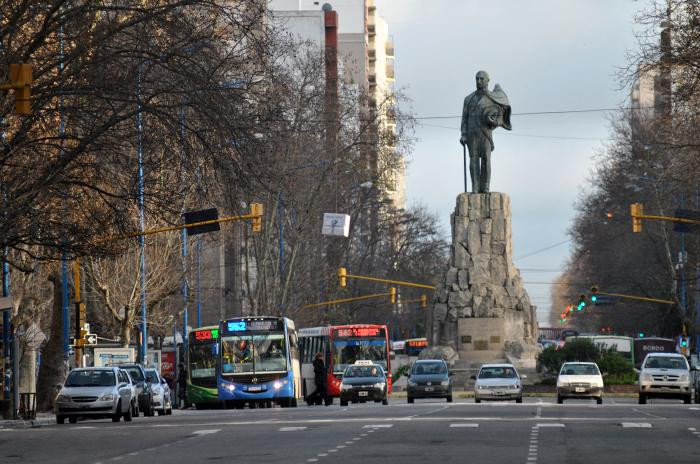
459 71 512 193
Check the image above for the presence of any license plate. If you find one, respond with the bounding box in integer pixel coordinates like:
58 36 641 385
575 387 585 393
358 391 369 397
248 386 263 392
494 391 505 396
424 387 434 392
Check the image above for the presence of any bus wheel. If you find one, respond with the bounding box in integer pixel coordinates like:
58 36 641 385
235 401 245 410
290 398 298 407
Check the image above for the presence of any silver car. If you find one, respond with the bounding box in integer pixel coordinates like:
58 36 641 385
145 368 173 415
55 367 134 424
473 363 524 403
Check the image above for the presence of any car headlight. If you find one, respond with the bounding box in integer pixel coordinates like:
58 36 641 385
373 382 386 389
641 374 652 382
557 381 568 387
679 374 689 383
441 380 450 386
99 394 115 401
341 384 352 391
407 379 417 386
477 385 488 390
57 394 71 402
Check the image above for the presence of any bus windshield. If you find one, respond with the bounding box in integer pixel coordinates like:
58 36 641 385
332 339 387 374
189 342 218 388
221 333 287 374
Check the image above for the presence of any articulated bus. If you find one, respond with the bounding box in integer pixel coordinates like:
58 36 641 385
217 317 301 409
298 324 391 405
187 326 222 409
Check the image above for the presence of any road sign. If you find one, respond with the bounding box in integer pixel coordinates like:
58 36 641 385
85 334 97 345
322 213 350 237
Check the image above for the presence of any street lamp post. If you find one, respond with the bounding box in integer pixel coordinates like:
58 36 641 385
136 62 148 364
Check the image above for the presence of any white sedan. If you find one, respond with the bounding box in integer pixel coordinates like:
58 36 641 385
145 368 173 415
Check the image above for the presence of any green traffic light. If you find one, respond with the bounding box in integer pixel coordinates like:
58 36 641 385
591 295 597 303
638 332 644 338
681 339 688 347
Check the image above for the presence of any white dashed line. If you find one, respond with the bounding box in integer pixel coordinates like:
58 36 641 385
307 459 318 462
536 423 565 428
450 423 479 427
688 427 696 431
363 424 393 428
279 426 307 432
193 429 221 435
318 453 328 457
621 423 652 428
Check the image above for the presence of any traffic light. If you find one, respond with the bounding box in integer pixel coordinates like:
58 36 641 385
638 332 645 338
630 203 643 233
389 287 396 304
678 336 690 355
338 267 347 287
590 285 598 304
420 294 427 308
577 294 586 311
250 203 263 233
8 63 32 115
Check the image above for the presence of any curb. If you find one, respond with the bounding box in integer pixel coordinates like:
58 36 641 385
0 416 54 429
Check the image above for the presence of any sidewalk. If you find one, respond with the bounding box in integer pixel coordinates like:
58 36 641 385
0 412 54 429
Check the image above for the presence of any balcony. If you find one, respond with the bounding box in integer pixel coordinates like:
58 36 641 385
386 63 395 81
368 49 376 61
386 40 394 58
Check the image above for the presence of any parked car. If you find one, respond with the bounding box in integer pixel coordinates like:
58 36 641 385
339 361 389 406
473 363 524 403
121 369 140 417
556 362 603 404
406 359 453 403
145 368 173 416
114 363 155 416
55 367 133 424
638 353 692 404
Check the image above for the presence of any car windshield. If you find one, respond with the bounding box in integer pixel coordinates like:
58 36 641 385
344 366 383 378
560 364 600 375
644 356 688 370
123 366 144 382
478 367 517 379
412 362 447 375
145 370 159 383
65 370 115 387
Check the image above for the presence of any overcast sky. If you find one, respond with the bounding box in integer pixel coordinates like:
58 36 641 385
374 0 647 324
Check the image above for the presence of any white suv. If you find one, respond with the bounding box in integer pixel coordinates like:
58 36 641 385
638 353 692 404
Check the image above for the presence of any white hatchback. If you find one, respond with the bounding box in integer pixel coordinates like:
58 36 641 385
556 362 604 404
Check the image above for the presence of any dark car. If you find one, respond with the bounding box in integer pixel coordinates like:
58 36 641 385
339 361 389 406
116 364 155 416
406 359 452 403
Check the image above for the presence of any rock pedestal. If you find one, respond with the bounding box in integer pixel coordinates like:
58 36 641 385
430 193 538 368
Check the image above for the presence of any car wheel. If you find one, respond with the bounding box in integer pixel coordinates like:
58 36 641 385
516 397 522 404
123 404 132 422
157 408 165 416
684 394 692 404
557 395 563 404
475 398 481 404
447 395 453 403
112 401 121 422
340 399 348 407
596 396 603 405
56 415 65 425
382 397 389 405
68 416 78 424
638 394 646 405
407 396 414 404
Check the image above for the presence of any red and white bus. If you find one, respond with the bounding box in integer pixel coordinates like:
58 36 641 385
298 324 391 405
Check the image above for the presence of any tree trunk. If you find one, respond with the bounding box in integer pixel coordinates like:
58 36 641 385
36 271 68 412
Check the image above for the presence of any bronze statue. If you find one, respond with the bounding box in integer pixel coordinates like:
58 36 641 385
459 71 512 193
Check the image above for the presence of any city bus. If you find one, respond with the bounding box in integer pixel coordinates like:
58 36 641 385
187 326 222 409
298 324 391 405
567 335 635 367
217 316 301 409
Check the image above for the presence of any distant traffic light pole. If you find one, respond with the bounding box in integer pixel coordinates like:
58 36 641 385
301 288 397 310
337 267 436 291
589 285 675 305
630 203 700 233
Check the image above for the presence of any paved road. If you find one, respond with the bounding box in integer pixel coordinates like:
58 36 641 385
1 397 699 464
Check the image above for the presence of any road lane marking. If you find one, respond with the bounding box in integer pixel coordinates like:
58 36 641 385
363 424 393 428
621 423 652 428
688 427 696 431
535 407 541 419
193 429 221 435
318 453 328 457
279 426 307 432
307 459 318 462
536 423 565 427
449 423 479 427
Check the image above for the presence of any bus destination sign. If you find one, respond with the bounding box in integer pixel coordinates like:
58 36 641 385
407 339 428 348
335 327 384 338
224 319 284 333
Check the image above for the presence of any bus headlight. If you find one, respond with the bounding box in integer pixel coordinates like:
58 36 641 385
273 380 289 390
221 383 235 392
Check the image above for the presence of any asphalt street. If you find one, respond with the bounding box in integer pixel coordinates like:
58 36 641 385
2 397 699 464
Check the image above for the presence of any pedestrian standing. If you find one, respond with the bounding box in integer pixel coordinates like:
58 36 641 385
177 363 188 409
308 352 327 405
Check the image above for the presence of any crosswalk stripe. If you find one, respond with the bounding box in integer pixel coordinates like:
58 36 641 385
621 423 652 428
280 426 307 432
449 423 479 428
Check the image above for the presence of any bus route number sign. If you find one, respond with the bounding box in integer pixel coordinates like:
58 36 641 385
194 329 218 341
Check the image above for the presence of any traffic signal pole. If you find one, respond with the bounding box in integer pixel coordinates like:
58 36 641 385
301 289 397 310
338 268 436 291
